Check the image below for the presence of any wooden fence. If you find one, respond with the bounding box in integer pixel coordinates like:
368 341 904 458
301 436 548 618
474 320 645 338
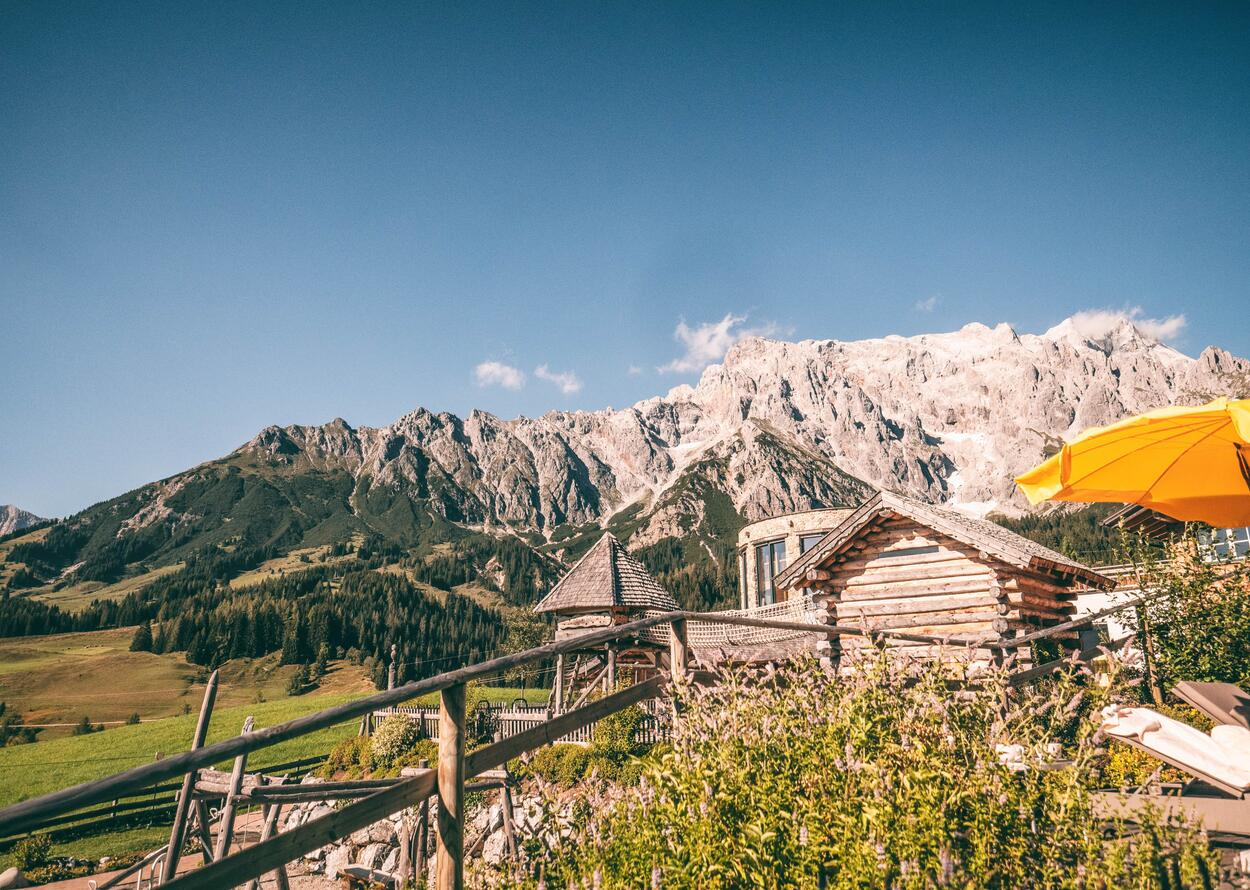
370 700 668 746
0 601 1150 890
0 755 326 847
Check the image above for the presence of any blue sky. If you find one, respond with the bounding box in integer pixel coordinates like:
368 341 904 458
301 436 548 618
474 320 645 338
2 1 1248 518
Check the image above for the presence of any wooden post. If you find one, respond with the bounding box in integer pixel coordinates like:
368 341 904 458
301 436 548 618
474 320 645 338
213 715 255 861
606 646 617 691
389 643 398 691
414 758 430 880
500 781 518 861
436 684 466 890
668 619 689 680
162 670 219 884
192 800 214 861
552 653 565 717
243 776 290 890
396 813 411 890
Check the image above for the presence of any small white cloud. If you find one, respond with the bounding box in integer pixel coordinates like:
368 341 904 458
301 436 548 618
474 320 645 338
914 296 939 313
1064 306 1187 344
474 361 526 390
534 364 583 395
659 313 780 374
627 365 643 376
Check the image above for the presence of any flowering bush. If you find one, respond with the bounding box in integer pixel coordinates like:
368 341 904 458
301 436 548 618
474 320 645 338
370 714 421 769
498 653 1215 889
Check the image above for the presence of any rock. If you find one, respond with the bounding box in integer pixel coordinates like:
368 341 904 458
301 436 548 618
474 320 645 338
482 829 508 866
359 842 389 869
381 846 399 873
0 868 29 889
341 865 396 887
324 844 353 880
350 820 397 846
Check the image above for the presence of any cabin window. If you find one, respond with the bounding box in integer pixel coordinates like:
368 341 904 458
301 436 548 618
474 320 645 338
755 540 786 606
799 533 826 554
738 550 748 605
878 545 941 561
798 534 826 595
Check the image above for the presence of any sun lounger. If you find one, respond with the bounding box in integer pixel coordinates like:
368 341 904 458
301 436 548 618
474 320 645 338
1099 705 1250 798
1173 680 1250 731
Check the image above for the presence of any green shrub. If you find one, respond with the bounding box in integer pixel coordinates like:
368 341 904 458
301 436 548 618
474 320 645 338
524 744 593 787
370 715 421 770
590 703 643 761
375 738 439 777
510 654 1215 889
1138 539 1250 690
321 735 373 778
13 832 51 869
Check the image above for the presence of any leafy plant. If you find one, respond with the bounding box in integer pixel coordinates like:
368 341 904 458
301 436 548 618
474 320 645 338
370 715 421 770
504 653 1215 889
13 832 51 869
1136 537 1250 690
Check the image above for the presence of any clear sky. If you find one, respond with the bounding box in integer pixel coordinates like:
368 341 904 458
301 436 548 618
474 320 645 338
3 1 1248 518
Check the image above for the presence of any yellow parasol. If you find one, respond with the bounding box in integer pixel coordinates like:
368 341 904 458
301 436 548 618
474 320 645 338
1015 397 1250 527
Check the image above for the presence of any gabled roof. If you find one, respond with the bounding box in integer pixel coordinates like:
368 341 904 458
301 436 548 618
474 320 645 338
533 533 679 614
773 490 1115 592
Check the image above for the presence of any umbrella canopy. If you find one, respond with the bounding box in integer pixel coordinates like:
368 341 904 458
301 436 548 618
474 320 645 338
1015 397 1250 527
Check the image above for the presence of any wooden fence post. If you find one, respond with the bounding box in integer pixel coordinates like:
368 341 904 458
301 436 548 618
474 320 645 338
389 643 398 691
244 775 290 890
436 684 466 890
213 715 255 861
414 758 430 881
668 619 689 681
161 670 218 884
552 653 565 716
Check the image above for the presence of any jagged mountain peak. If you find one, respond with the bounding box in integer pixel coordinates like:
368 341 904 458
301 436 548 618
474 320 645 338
0 505 44 537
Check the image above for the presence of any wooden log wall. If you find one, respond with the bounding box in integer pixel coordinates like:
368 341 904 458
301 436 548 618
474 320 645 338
804 513 1079 667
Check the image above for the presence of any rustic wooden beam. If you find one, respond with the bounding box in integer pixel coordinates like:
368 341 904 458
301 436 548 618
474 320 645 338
243 776 289 890
437 683 466 890
212 715 255 862
669 619 689 680
414 758 429 882
161 670 218 884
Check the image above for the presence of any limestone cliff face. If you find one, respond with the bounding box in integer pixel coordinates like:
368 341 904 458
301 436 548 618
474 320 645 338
0 505 43 537
231 315 1249 546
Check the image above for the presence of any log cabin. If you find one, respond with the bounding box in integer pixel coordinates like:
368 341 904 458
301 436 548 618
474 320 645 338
772 491 1115 671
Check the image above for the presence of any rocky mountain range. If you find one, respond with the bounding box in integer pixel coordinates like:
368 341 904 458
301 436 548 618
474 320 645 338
238 314 1248 542
0 506 43 538
6 314 1248 592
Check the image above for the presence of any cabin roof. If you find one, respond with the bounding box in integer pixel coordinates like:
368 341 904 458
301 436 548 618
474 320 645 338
533 533 679 614
774 490 1116 592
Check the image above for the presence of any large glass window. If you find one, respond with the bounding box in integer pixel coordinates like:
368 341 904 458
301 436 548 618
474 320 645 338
755 540 787 606
1204 527 1250 561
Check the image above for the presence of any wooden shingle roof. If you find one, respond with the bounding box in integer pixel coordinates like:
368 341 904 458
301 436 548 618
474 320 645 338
533 533 679 614
774 490 1115 592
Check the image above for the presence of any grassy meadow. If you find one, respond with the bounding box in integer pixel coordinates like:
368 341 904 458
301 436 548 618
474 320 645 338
0 626 376 734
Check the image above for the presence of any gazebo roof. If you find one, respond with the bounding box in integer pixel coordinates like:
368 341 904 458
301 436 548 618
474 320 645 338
533 533 679 615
